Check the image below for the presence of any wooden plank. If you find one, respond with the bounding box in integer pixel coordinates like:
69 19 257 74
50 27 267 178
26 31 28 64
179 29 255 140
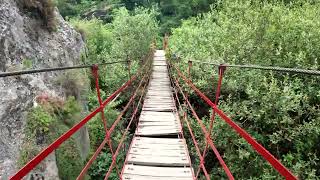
142 108 175 112
127 154 189 166
145 97 172 100
131 142 185 150
123 165 193 177
139 118 177 123
147 90 172 93
140 111 177 117
145 97 173 101
147 89 172 92
143 101 174 104
138 122 179 127
123 174 193 180
129 149 187 157
136 123 180 129
136 130 181 136
146 91 172 94
129 148 187 155
122 50 193 179
144 101 174 104
143 105 175 109
145 96 172 100
133 137 185 144
143 104 175 108
143 102 174 106
137 126 180 131
136 129 181 136
144 98 173 102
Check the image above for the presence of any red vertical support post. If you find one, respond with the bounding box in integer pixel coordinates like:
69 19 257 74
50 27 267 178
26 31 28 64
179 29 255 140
92 65 108 134
196 64 226 178
91 65 122 178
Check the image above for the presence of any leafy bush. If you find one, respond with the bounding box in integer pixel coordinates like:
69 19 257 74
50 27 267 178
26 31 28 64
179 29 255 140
20 96 86 179
111 7 159 62
26 106 55 139
169 0 320 179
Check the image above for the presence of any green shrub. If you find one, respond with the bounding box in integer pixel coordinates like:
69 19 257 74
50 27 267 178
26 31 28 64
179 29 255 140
26 106 55 139
169 0 320 178
22 59 33 69
54 125 84 180
20 96 86 179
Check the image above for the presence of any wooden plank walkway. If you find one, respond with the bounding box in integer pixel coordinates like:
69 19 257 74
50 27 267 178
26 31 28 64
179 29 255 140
122 50 194 180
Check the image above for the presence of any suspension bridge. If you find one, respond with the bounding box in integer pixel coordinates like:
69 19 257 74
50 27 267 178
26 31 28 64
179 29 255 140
4 47 319 180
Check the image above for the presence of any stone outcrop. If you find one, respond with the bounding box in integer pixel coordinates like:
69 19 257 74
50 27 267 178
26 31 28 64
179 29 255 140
0 0 85 178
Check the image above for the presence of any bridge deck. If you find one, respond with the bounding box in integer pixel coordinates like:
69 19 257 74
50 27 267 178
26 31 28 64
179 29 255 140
122 50 193 180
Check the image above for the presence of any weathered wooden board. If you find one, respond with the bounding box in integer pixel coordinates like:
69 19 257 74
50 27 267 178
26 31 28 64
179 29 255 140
123 165 193 177
136 129 181 136
143 105 175 109
127 154 189 166
139 112 177 116
140 111 177 117
138 122 180 127
133 137 185 144
123 174 193 180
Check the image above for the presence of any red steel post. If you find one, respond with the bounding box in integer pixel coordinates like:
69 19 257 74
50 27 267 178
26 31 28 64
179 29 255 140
196 64 226 177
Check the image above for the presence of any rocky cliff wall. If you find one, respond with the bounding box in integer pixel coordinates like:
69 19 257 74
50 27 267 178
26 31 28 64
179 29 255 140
0 0 85 178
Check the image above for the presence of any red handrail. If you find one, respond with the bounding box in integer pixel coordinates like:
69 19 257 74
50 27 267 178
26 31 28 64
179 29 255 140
174 76 234 180
10 61 149 180
172 63 297 180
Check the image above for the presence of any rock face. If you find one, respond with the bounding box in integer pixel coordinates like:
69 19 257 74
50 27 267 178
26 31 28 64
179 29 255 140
0 0 84 178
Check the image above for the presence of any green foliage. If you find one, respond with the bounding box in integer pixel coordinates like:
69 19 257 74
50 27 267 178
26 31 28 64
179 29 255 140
68 7 157 179
22 59 33 69
55 131 84 180
169 0 320 179
71 18 113 64
87 150 123 180
20 97 85 179
111 7 159 61
70 7 157 98
56 0 216 34
88 102 121 148
26 106 55 138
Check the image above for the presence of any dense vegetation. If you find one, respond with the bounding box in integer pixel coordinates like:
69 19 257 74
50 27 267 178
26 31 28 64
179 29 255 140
20 4 158 179
56 0 217 34
169 0 320 179
20 0 320 179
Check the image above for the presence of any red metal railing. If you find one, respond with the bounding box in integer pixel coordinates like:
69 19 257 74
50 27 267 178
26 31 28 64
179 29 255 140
9 48 298 179
169 62 297 180
10 54 153 179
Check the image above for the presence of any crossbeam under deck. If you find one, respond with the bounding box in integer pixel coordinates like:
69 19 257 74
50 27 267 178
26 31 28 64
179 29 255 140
121 50 194 180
